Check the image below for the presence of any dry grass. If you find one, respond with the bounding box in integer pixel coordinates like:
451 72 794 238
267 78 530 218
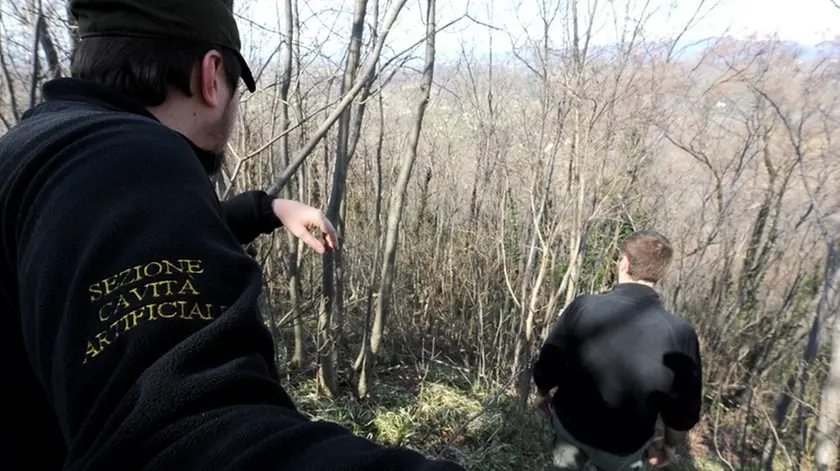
288 369 732 471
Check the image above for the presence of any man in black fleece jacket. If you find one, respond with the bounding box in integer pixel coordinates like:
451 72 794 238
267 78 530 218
532 231 702 470
0 0 464 470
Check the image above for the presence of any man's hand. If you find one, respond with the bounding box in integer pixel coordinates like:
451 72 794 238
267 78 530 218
272 199 339 254
534 391 552 418
647 437 678 468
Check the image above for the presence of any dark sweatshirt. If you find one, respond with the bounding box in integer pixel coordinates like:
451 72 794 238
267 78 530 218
533 283 703 455
0 78 463 471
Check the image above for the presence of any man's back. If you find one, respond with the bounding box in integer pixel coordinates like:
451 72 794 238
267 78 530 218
535 283 702 455
0 89 123 469
0 79 463 471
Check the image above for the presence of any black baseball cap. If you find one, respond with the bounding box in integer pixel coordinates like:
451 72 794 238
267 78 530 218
69 0 256 92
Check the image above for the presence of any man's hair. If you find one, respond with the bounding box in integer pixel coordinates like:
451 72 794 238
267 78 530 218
619 230 674 283
70 36 242 107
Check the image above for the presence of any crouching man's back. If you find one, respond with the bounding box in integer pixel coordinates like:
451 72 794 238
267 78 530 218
533 231 703 470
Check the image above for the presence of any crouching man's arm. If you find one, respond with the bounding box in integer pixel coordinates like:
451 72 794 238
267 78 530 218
650 325 703 467
532 298 582 414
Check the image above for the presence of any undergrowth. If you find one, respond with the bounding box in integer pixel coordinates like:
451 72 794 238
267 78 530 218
287 364 730 470
291 377 551 470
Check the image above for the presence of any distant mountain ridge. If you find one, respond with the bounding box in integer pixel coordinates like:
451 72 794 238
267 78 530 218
433 35 837 64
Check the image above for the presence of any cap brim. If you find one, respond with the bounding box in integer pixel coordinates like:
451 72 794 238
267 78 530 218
235 51 256 93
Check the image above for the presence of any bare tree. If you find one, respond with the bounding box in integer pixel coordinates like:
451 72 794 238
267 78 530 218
352 0 383 383
278 0 307 370
315 0 370 398
363 0 437 396
266 0 410 196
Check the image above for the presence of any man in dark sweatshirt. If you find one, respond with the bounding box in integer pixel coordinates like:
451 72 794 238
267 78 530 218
0 0 464 470
532 231 703 470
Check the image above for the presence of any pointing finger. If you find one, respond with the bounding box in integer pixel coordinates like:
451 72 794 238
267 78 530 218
296 229 326 254
324 232 339 251
317 215 339 251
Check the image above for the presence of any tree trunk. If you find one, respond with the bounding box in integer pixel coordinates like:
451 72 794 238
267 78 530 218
366 0 436 392
28 0 43 108
765 238 840 470
815 237 840 471
316 0 369 398
279 0 306 370
354 0 382 397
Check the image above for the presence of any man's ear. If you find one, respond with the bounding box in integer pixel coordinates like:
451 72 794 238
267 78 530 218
198 50 225 108
619 255 630 274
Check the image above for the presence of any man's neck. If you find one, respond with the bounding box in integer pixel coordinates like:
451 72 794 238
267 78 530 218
617 279 656 289
145 102 221 174
146 98 200 145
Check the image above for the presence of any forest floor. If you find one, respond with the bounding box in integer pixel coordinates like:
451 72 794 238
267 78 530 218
286 362 733 471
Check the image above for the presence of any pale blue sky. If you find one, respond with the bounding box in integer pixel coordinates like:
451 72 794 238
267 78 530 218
236 0 840 64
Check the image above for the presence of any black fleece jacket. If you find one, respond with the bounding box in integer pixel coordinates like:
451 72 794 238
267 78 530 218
0 78 463 471
533 284 702 455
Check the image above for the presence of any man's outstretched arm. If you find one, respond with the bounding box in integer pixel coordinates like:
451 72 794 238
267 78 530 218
221 192 338 254
220 190 282 245
13 120 462 471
